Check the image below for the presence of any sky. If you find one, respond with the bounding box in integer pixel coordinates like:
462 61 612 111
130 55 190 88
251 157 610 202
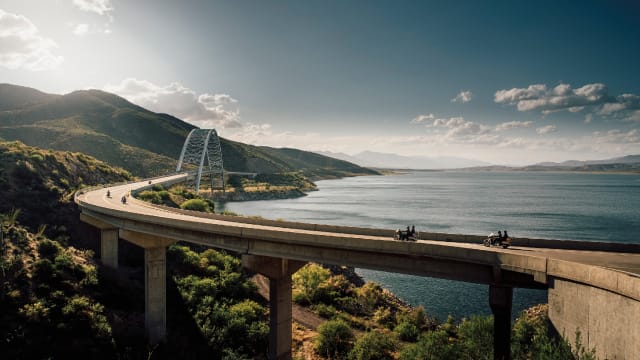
1 0 639 165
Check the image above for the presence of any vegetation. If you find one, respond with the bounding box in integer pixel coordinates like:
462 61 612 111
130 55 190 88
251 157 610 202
0 140 131 244
314 319 354 358
0 217 114 359
167 244 268 358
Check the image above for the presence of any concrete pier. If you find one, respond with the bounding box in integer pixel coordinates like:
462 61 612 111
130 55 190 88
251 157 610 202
100 228 119 268
243 255 305 360
145 246 167 344
489 285 513 360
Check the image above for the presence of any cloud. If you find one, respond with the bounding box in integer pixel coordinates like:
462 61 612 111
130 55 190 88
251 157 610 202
494 82 640 123
451 90 473 103
411 113 434 124
0 9 63 71
72 0 113 16
495 83 610 113
412 114 495 143
536 125 557 135
73 23 89 35
495 121 534 132
104 78 242 129
591 129 639 145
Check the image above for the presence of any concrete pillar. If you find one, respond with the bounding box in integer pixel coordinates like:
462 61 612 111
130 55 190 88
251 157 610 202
490 285 513 360
242 255 305 360
145 246 167 344
100 228 119 268
269 275 293 360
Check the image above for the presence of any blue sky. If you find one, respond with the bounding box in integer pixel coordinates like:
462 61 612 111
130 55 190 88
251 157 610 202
1 0 639 164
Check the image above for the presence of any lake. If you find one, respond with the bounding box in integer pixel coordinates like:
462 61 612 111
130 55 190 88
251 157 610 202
217 171 640 320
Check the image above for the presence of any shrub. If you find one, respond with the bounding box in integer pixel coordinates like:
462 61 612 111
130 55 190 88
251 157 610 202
394 321 419 342
37 239 61 259
33 258 56 283
399 330 462 360
458 315 493 360
373 307 395 329
355 282 384 314
314 303 337 319
292 263 331 304
315 319 354 359
180 198 212 212
349 330 397 360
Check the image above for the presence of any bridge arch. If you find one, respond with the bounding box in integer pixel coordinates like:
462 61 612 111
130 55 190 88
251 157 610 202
176 128 225 192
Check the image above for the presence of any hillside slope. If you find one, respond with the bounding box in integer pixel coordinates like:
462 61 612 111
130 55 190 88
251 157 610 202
0 84 378 178
0 140 132 242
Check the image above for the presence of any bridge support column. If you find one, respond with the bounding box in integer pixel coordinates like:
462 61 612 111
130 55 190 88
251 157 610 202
242 255 305 360
145 246 167 345
490 285 513 360
100 228 119 268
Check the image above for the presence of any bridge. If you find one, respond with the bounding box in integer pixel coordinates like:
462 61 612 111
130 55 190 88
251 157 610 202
75 130 640 360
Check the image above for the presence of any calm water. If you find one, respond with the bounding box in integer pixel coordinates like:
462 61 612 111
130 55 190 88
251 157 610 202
218 171 640 320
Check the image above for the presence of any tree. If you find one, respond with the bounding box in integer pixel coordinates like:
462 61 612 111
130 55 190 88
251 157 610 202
315 319 354 359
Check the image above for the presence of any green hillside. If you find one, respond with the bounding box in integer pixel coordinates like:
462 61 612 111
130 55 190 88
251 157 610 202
0 84 378 179
0 140 132 243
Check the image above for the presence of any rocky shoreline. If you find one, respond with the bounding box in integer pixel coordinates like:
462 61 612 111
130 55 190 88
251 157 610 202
208 187 314 201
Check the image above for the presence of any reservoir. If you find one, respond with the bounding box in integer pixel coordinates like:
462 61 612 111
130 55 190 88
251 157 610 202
218 171 640 320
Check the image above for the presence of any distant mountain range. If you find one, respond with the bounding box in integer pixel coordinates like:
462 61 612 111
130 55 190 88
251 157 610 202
317 150 491 169
463 155 640 173
0 83 377 179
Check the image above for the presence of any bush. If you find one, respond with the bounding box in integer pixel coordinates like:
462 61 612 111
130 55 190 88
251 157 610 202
394 321 419 342
349 330 397 360
399 330 462 360
373 307 395 329
180 198 212 212
315 319 354 359
458 316 493 360
292 263 331 304
37 239 61 259
33 258 56 283
314 303 337 319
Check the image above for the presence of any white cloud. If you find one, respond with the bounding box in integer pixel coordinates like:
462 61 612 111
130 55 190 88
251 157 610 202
495 83 609 113
536 125 557 135
411 113 434 124
495 82 640 124
0 9 63 71
451 90 473 103
591 129 639 144
584 114 593 124
73 23 89 35
413 114 495 143
495 121 534 131
104 78 242 129
73 0 113 16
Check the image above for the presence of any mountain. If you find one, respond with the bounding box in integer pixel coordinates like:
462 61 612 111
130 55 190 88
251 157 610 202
0 84 377 178
318 150 491 169
465 154 640 174
535 155 640 167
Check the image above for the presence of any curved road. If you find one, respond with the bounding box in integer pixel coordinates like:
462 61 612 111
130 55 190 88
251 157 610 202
77 174 640 283
76 174 640 359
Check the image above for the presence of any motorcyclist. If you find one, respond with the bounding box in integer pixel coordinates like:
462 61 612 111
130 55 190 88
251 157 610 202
121 195 127 204
106 190 111 198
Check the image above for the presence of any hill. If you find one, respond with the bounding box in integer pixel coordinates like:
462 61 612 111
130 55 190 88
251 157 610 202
0 140 132 243
0 84 378 179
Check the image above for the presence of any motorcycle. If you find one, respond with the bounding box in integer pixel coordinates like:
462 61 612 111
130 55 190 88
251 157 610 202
483 233 512 248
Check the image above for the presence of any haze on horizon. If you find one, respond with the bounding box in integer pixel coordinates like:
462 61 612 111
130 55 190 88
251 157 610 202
1 0 639 166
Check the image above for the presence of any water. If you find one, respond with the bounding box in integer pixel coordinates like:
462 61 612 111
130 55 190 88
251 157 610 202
217 171 640 320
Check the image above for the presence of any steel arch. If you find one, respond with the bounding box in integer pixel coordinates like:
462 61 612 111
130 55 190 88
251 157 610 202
176 129 225 192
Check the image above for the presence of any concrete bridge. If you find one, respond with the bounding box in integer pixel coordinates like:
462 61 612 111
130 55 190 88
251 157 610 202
76 173 640 360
